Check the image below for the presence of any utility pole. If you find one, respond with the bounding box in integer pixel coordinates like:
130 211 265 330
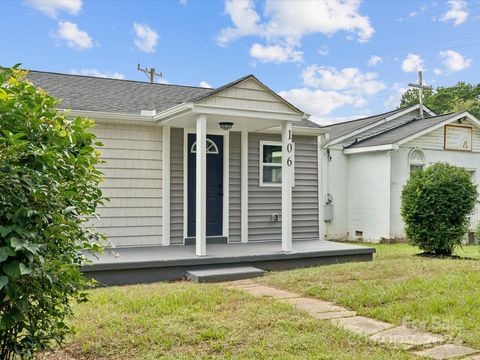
408 70 432 119
137 64 162 83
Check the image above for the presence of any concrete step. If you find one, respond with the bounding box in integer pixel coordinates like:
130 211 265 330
185 266 265 283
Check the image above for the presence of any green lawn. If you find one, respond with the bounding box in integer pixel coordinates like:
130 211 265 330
261 243 480 349
44 282 414 360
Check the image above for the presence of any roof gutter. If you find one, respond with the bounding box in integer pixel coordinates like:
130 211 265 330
343 144 399 154
153 102 193 122
62 109 156 124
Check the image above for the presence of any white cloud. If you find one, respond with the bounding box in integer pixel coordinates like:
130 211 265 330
279 88 366 118
199 81 212 88
384 83 408 109
217 0 374 62
133 23 159 53
397 3 428 21
70 69 125 79
302 65 385 95
55 21 93 50
367 55 382 67
179 0 187 5
317 45 329 56
249 43 303 63
440 0 468 25
25 0 81 18
262 0 374 42
439 50 472 71
434 68 443 75
401 53 423 72
217 0 261 45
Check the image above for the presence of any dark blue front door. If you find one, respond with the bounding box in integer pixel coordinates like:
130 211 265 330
187 134 223 237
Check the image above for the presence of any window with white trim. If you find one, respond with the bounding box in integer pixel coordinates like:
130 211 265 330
190 138 219 154
259 141 286 187
409 148 426 175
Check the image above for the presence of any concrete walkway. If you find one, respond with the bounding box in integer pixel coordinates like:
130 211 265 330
221 280 480 360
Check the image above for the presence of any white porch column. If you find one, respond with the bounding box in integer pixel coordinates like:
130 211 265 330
282 121 293 252
162 125 171 246
241 130 249 243
196 115 207 256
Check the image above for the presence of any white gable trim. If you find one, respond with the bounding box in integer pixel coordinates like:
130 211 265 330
344 144 399 154
343 111 480 154
398 112 480 146
326 105 435 147
201 76 305 116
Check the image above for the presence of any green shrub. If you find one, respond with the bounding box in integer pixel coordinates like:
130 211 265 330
401 162 478 255
0 66 105 359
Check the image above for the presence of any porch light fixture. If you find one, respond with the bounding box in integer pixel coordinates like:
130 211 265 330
219 122 233 130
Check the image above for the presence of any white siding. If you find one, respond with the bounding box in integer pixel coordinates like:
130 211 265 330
347 152 391 242
395 120 480 235
90 122 163 247
389 148 410 238
323 149 349 240
406 120 480 152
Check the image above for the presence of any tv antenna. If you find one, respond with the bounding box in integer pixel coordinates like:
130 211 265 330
137 64 162 83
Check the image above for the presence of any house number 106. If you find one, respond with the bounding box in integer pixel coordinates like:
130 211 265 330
287 130 293 167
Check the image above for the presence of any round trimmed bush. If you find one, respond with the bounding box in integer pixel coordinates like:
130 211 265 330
401 162 478 255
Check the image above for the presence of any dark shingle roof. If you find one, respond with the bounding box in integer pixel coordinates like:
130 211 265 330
346 112 462 148
295 118 322 128
323 107 407 141
27 70 214 114
26 70 321 128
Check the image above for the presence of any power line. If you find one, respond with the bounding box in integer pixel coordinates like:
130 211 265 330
331 37 480 62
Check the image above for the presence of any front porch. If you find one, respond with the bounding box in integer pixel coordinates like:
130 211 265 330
82 240 375 286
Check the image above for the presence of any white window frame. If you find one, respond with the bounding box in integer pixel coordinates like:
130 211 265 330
408 148 426 174
259 141 295 187
190 138 219 154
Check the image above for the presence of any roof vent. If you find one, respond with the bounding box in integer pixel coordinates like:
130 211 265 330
140 109 156 116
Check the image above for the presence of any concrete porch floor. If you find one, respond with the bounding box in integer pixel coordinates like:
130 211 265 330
82 240 375 286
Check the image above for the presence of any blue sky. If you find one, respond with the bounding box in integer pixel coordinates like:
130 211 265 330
2 0 480 124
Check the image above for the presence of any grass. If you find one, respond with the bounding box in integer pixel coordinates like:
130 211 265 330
45 282 415 360
260 242 480 349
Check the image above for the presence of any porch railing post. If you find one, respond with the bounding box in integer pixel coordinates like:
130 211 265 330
282 121 293 252
196 115 207 256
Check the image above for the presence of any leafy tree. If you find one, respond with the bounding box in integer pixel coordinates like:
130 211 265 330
399 82 480 118
0 66 105 359
401 162 478 256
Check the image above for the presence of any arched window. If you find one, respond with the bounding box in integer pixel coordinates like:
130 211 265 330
190 138 219 154
409 148 426 174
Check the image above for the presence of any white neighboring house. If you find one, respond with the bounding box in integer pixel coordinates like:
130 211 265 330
28 71 326 255
322 105 480 242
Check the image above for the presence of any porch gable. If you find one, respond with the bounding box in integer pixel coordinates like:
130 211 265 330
195 76 302 115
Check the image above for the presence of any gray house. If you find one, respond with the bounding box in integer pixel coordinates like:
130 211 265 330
28 71 374 284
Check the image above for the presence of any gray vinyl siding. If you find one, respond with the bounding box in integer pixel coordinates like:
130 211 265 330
292 136 320 240
170 127 184 244
229 132 241 242
90 122 162 247
248 133 319 242
248 133 281 241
